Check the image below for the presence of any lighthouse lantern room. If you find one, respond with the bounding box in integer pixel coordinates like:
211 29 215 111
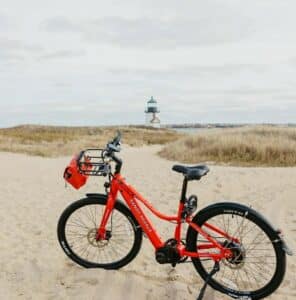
145 96 161 128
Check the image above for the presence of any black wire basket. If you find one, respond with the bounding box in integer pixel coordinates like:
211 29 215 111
77 149 111 176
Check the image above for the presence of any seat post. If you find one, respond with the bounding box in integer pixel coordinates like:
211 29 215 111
180 176 188 203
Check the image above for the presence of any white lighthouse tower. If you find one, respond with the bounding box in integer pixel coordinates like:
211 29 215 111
145 96 161 128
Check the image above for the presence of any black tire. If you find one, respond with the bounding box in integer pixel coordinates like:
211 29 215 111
57 194 142 269
186 202 286 299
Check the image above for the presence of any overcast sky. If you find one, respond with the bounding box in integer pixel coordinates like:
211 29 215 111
0 0 296 127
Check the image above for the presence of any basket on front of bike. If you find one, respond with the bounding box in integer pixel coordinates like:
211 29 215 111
64 149 110 189
77 149 111 176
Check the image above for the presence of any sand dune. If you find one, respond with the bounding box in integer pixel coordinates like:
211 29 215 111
0 145 295 299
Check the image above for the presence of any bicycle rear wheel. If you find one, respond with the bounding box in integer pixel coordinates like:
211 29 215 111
57 194 142 269
186 202 286 299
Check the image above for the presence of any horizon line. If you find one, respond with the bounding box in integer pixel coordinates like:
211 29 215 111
1 122 295 129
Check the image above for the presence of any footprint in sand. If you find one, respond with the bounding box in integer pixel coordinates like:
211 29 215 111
187 285 193 295
73 272 99 286
65 261 76 268
168 271 180 282
146 288 156 300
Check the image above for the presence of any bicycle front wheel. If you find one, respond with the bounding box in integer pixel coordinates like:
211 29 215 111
186 202 286 299
57 195 142 269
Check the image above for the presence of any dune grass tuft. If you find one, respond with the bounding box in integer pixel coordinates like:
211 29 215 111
2 125 296 166
0 125 183 157
158 126 296 167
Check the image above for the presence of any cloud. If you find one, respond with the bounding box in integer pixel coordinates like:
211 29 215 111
41 14 253 48
38 49 86 61
0 52 24 62
0 13 13 30
0 37 85 64
0 37 44 62
91 15 253 47
109 63 267 79
40 16 82 33
1 1 296 126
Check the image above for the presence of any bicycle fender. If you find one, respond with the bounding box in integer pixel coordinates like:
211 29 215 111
274 230 294 256
86 193 107 198
189 201 292 255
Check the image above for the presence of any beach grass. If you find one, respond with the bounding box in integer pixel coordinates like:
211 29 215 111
158 126 296 166
0 125 183 157
2 125 296 166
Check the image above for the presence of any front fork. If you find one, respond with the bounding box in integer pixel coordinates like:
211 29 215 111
96 179 119 240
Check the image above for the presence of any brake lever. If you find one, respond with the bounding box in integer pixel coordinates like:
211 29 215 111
107 143 121 152
112 131 122 145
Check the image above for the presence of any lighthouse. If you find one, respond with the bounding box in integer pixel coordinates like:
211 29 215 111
145 96 161 128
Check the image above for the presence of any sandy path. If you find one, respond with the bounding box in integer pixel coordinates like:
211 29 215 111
0 146 295 300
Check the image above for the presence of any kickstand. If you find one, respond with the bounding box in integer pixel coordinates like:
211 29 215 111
196 261 220 300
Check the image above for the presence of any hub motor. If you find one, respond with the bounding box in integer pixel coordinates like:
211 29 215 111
88 229 111 248
223 241 246 269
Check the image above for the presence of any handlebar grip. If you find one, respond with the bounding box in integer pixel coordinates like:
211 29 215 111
112 131 122 146
107 143 121 153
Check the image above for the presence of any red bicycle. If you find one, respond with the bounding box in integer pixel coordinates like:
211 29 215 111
58 132 292 299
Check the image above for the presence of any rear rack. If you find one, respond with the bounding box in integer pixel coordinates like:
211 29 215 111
77 149 110 176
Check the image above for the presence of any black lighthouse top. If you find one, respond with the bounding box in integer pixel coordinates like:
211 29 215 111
145 96 159 113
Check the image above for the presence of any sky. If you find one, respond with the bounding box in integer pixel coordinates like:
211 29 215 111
0 0 296 127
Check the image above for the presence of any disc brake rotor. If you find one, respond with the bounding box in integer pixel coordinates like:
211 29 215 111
87 228 109 248
222 241 246 269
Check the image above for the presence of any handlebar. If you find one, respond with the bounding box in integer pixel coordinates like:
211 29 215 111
111 131 121 146
105 131 122 174
106 131 121 153
76 132 123 176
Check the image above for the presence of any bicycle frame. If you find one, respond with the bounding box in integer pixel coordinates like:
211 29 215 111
97 173 236 261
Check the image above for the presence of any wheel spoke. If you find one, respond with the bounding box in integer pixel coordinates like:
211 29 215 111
194 209 279 295
64 203 136 266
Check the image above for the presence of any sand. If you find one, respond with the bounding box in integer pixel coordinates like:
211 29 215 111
0 145 295 300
